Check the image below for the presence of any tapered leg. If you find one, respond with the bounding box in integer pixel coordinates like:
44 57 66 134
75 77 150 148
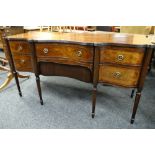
13 71 22 97
35 75 43 105
130 91 141 124
130 89 135 98
92 86 97 118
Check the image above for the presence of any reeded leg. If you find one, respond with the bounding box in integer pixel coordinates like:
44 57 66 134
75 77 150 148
13 71 22 97
130 89 135 98
130 91 141 124
35 75 43 105
92 86 97 118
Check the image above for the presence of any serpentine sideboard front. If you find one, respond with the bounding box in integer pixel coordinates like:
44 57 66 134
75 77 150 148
5 31 154 124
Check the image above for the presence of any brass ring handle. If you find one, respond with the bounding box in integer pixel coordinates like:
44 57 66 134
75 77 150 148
117 54 124 61
113 72 121 78
76 50 82 57
20 59 25 63
43 48 48 54
18 45 23 51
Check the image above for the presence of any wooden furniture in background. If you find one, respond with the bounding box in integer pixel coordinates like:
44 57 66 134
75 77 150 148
0 28 3 49
50 26 88 32
39 26 94 32
96 26 113 32
5 31 154 124
24 26 40 33
119 26 155 69
112 26 120 32
0 26 29 91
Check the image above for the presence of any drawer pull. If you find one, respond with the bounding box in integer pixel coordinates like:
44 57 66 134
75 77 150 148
76 50 82 57
18 45 23 51
20 59 25 63
43 48 49 54
117 55 124 61
113 72 121 78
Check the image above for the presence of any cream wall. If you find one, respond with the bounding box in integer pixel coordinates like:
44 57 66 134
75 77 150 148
120 26 154 35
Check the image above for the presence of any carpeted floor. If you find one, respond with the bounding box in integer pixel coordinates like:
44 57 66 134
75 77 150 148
0 51 155 128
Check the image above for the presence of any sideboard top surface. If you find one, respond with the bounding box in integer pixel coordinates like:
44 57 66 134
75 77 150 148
6 31 155 47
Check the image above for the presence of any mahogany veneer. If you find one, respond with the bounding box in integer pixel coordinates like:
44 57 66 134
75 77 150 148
5 31 155 124
100 46 145 66
99 64 141 87
9 41 31 54
12 54 33 72
35 43 93 69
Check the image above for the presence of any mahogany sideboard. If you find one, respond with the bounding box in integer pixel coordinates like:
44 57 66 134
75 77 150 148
5 31 155 124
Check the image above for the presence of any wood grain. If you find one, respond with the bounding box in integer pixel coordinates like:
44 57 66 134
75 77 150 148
99 64 141 87
13 54 33 72
39 62 92 83
7 31 154 47
35 43 93 64
100 46 145 66
35 43 93 69
9 41 31 54
5 31 154 123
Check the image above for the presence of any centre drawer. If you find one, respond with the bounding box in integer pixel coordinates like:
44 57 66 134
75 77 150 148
100 46 145 66
35 43 93 63
99 64 141 87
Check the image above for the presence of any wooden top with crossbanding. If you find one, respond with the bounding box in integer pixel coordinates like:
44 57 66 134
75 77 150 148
7 31 155 47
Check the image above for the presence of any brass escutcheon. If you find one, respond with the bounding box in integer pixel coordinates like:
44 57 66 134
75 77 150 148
113 72 121 78
43 48 49 54
117 54 124 61
18 45 23 51
20 59 25 63
76 50 82 57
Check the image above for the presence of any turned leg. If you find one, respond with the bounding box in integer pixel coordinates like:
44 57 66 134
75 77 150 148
13 71 22 97
35 75 43 105
130 89 135 98
92 86 97 118
130 91 141 124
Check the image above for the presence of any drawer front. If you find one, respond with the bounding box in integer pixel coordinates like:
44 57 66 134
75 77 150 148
100 46 145 66
13 55 33 72
9 41 31 54
35 43 93 63
99 65 141 87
